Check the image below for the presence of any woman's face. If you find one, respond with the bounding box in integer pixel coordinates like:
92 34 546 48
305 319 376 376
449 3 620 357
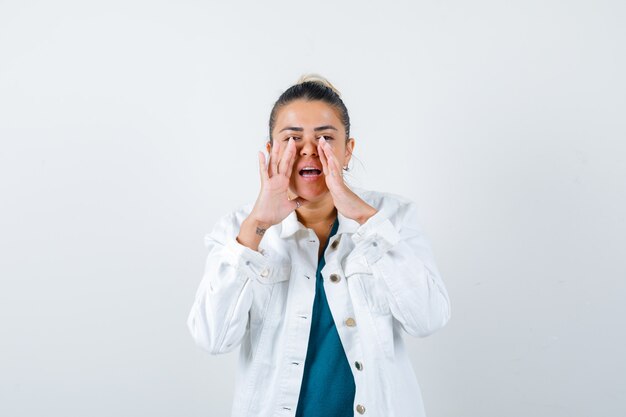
268 99 355 203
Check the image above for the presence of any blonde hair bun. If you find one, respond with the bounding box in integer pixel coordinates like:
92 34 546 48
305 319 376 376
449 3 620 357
296 73 342 97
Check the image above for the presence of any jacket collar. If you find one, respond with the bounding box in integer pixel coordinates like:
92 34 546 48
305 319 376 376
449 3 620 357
278 209 360 239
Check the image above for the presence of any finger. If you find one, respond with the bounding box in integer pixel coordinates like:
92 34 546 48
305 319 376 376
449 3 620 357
285 139 297 178
279 138 294 177
318 142 329 176
258 151 269 183
321 139 336 177
325 142 343 178
270 141 279 176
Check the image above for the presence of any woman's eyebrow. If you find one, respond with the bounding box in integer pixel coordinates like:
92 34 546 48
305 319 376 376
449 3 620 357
314 125 338 132
278 125 338 133
279 127 303 132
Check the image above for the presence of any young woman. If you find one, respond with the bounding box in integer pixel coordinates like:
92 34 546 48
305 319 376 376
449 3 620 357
187 75 451 417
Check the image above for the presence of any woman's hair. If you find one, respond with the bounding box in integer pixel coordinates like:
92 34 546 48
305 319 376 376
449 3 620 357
268 74 351 144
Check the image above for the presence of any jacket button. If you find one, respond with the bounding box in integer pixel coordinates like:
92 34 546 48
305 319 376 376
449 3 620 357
260 268 269 277
345 317 356 327
330 240 339 249
356 404 366 414
355 361 363 371
329 273 340 283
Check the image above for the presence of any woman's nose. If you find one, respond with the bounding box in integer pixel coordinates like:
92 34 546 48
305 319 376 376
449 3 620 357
299 138 318 157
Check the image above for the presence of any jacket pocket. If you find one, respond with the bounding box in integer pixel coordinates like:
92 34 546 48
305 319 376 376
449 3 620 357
371 309 395 359
256 262 292 285
248 262 290 360
348 269 390 316
345 269 395 359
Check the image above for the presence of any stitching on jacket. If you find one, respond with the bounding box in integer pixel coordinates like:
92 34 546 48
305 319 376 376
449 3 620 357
215 270 250 352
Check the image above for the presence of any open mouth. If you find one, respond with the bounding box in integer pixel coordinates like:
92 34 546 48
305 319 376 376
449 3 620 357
299 168 322 177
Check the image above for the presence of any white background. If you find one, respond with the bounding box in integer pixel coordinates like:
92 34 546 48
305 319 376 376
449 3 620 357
1 1 625 416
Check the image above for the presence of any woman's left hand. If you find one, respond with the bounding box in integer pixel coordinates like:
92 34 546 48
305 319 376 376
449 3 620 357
318 137 378 225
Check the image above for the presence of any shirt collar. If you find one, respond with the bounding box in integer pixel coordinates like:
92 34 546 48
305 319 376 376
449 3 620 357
278 209 360 239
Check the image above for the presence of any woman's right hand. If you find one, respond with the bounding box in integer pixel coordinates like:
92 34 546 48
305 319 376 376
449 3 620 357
249 137 309 227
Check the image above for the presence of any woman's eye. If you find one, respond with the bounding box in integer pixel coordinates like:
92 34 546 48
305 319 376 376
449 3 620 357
318 136 334 141
284 136 300 141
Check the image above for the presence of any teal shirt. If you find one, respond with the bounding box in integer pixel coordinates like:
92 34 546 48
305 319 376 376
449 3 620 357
295 217 356 417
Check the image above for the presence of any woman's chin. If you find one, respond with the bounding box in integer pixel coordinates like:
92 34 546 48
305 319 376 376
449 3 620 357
291 181 328 202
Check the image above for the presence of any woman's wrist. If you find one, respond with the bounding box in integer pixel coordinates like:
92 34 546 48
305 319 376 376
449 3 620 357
355 206 378 225
236 216 271 252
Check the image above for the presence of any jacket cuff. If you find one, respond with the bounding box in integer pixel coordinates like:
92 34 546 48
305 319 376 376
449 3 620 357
219 237 283 282
350 210 401 265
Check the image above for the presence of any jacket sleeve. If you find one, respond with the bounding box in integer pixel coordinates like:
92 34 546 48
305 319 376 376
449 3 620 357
349 200 451 337
187 211 272 355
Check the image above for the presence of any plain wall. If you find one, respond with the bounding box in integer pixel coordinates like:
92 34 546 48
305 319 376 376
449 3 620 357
1 1 624 416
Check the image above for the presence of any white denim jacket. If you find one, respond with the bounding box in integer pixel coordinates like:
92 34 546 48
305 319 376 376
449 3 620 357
187 186 451 417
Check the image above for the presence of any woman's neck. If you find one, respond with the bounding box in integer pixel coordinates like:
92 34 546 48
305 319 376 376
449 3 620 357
295 193 337 229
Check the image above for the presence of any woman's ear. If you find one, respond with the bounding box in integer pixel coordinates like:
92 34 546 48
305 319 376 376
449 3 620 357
266 141 272 154
344 138 356 164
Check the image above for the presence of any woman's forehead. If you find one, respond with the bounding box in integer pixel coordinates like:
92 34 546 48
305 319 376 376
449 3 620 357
275 100 343 131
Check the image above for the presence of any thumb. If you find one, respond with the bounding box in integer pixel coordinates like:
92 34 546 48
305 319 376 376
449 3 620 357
258 151 269 184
